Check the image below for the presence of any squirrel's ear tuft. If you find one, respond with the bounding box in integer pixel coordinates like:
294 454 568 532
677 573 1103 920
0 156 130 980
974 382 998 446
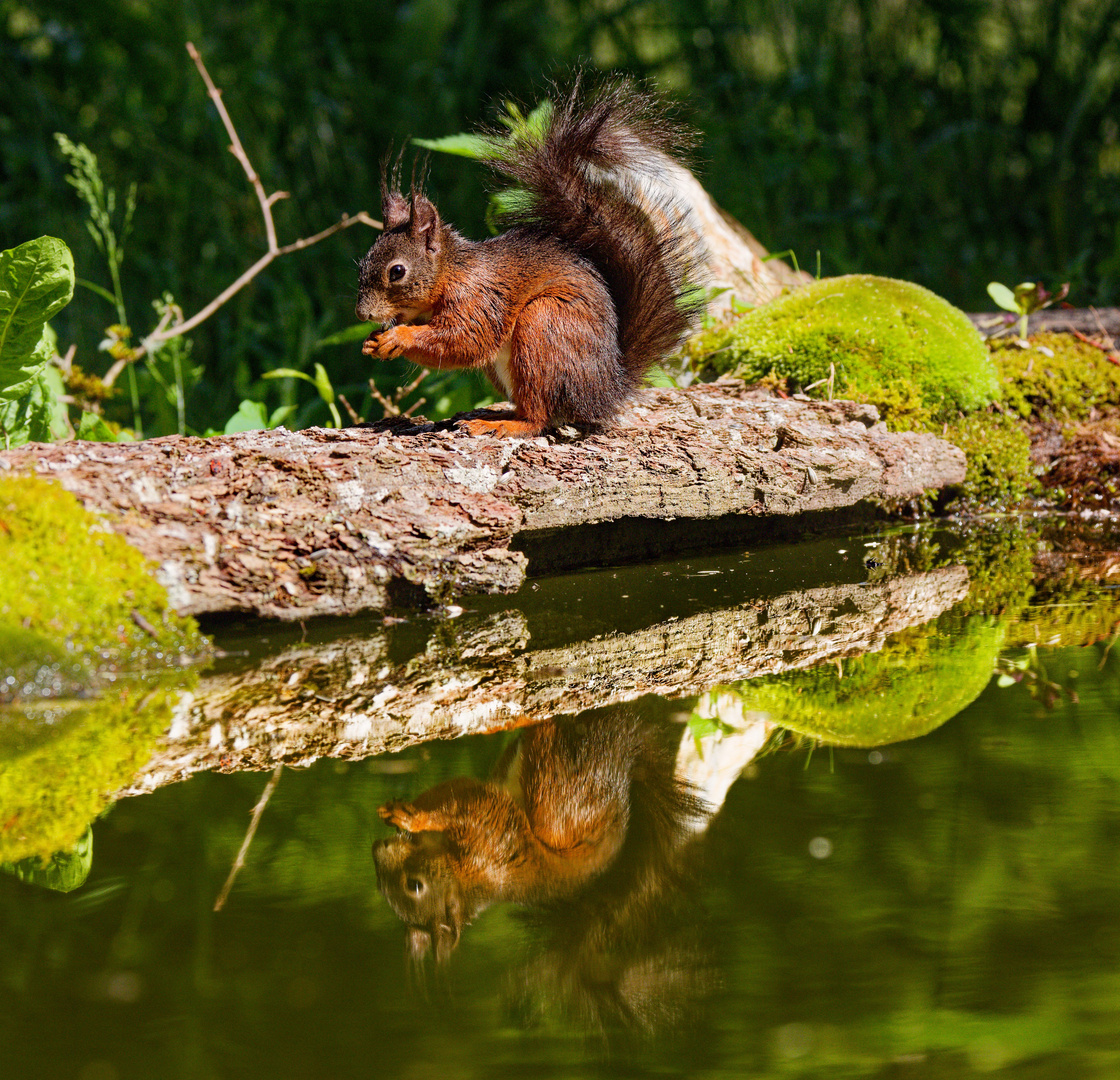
381 185 410 231
380 145 410 230
409 195 441 254
433 920 460 964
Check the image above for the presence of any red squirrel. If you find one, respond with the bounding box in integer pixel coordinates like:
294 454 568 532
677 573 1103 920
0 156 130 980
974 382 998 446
355 80 705 438
371 713 705 967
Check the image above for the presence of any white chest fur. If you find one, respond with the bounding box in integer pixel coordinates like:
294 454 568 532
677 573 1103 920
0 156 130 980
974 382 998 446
491 341 514 397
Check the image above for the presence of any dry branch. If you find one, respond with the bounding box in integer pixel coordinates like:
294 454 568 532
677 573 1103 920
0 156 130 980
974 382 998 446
968 306 1120 340
101 43 380 386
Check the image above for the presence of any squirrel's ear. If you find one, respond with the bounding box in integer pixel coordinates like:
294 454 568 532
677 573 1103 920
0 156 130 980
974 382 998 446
381 186 410 231
409 195 441 255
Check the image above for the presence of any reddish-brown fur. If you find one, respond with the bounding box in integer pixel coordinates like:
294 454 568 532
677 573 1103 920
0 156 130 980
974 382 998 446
355 80 705 437
372 717 638 962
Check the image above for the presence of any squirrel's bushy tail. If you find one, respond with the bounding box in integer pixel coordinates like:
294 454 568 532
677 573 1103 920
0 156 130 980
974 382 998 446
490 79 707 391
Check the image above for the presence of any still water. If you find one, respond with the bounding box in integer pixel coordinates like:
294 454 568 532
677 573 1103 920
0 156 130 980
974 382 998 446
3 521 1120 1078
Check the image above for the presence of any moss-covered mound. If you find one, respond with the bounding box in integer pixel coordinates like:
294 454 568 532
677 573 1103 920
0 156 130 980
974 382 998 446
942 412 1035 510
732 614 1005 747
0 474 208 867
0 474 207 680
994 332 1120 420
692 274 1000 426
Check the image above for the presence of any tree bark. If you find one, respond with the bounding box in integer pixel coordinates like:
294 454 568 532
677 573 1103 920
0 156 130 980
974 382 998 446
0 382 965 621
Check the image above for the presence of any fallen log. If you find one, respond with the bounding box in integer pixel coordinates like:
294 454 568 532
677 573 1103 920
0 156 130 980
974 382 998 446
0 380 965 621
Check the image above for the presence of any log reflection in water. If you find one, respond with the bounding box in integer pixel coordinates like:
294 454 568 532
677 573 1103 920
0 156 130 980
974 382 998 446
120 562 969 795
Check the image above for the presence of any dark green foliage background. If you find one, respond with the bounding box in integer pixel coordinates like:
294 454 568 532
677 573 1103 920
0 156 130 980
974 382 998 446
2 0 1118 435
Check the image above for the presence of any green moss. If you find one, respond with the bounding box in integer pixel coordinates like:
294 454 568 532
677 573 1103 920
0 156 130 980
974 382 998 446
0 474 208 866
995 332 1120 421
0 676 188 863
945 522 1037 618
692 275 1000 424
0 475 207 673
732 613 1005 747
941 412 1036 510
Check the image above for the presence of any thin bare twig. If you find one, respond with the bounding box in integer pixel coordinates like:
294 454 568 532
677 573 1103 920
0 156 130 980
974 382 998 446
368 370 429 419
102 43 381 384
213 764 283 912
337 392 363 424
1091 306 1117 353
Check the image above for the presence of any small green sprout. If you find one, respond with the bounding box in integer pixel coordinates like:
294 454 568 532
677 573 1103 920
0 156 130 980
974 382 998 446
987 280 1070 341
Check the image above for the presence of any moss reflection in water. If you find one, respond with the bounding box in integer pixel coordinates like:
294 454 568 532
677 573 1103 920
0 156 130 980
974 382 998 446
0 673 192 866
711 639 1120 1077
726 613 1006 748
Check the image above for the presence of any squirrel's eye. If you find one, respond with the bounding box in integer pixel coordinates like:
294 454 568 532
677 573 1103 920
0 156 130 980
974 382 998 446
405 877 425 896
388 263 407 283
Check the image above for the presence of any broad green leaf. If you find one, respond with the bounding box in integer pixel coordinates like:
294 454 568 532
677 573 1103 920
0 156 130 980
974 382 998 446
0 371 55 447
412 133 501 160
76 410 120 442
223 399 270 434
486 187 535 231
986 282 1020 313
522 99 554 142
1 324 54 402
38 362 70 441
0 237 75 401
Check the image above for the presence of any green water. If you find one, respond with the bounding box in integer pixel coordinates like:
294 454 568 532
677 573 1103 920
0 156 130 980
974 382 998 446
3 521 1120 1078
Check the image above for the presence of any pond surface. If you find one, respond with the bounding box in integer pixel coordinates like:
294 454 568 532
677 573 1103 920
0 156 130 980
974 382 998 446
3 519 1120 1078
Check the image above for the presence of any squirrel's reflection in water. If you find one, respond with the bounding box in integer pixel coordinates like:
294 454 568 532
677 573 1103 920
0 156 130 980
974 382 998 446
372 709 716 1032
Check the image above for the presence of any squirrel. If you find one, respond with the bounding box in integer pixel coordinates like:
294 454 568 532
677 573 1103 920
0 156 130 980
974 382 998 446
371 711 707 974
355 79 706 438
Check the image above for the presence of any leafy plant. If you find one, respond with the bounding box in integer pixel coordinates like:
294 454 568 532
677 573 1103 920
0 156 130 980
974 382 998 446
54 132 145 431
221 399 298 435
263 363 341 428
0 236 75 448
1 827 92 893
415 99 555 231
986 280 1070 341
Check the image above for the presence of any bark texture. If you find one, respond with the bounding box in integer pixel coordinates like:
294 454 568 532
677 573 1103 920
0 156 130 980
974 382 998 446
121 562 968 795
0 381 965 620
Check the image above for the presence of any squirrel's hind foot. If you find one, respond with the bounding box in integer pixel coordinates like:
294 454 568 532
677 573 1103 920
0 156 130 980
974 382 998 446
458 417 546 439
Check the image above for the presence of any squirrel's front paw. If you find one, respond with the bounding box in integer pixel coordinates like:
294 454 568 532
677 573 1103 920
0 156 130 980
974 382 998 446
378 799 419 831
362 326 411 360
